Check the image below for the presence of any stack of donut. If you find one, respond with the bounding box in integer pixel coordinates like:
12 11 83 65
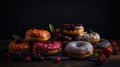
60 24 112 59
25 29 62 55
55 24 85 45
59 24 94 59
8 29 62 55
8 24 112 59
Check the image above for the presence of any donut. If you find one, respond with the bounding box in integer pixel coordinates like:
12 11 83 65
62 24 84 35
8 41 30 53
33 40 62 55
76 31 100 44
25 29 51 42
93 38 111 53
64 41 93 59
55 34 73 46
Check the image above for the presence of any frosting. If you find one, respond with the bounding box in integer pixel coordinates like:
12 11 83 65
25 29 50 37
76 32 100 43
65 41 93 54
25 29 51 42
93 38 111 48
63 24 84 30
34 41 62 51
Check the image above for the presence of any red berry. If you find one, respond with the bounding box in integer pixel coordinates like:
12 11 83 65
55 57 61 63
54 29 60 33
104 48 113 55
25 56 31 63
100 53 106 60
4 53 10 59
103 48 113 58
111 41 117 47
97 56 105 64
113 47 119 55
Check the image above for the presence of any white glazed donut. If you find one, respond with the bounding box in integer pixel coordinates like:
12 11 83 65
64 41 93 59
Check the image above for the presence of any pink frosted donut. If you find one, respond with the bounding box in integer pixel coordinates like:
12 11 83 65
33 41 62 55
64 41 93 59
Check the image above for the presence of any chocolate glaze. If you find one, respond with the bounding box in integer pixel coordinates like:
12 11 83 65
93 38 111 49
62 24 83 31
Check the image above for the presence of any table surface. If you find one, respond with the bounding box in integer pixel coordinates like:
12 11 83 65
0 40 120 67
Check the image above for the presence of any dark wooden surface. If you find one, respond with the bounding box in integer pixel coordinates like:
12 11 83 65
0 40 120 67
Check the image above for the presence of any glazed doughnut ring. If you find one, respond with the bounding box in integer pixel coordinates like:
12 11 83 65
25 29 51 42
93 38 111 53
93 38 111 48
62 24 84 35
64 41 93 59
33 41 62 55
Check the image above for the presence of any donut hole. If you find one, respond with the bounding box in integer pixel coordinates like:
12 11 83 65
77 45 81 47
76 44 82 47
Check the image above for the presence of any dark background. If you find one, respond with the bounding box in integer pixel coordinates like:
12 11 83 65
0 0 119 40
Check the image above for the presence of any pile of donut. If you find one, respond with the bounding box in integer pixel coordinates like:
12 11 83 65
4 24 119 64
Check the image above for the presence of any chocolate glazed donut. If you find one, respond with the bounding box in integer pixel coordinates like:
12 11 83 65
62 24 84 35
93 38 111 53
